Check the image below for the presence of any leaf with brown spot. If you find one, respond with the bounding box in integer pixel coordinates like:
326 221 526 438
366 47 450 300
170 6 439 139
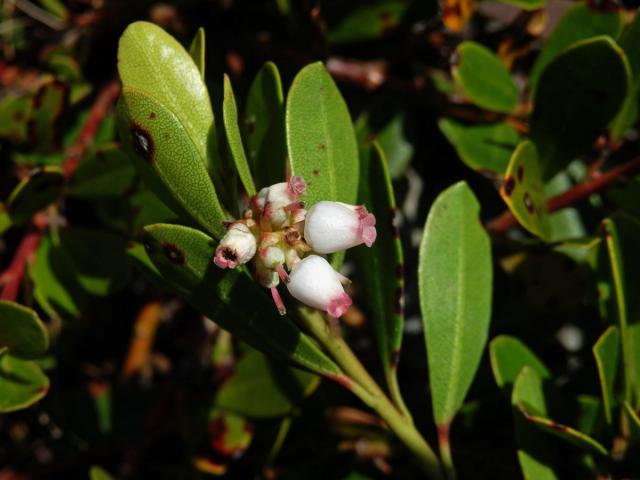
499 140 550 240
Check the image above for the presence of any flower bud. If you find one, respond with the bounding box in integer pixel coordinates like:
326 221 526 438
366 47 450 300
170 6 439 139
286 255 352 317
213 223 257 269
304 201 377 254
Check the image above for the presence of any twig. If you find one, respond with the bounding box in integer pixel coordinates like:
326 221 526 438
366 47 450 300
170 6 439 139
487 157 640 233
62 80 121 178
0 228 42 301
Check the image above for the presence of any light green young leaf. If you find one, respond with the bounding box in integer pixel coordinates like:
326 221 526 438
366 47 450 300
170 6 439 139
601 214 640 409
189 27 206 79
490 335 550 389
223 74 256 196
287 62 359 208
419 181 492 425
593 326 620 426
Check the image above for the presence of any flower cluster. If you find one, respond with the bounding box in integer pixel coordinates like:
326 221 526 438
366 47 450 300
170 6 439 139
213 176 377 318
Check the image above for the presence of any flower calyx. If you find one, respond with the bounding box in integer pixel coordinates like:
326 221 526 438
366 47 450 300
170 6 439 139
212 176 378 319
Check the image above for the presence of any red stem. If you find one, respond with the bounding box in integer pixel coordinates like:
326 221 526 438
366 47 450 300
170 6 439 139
62 80 121 178
0 229 43 301
487 157 640 233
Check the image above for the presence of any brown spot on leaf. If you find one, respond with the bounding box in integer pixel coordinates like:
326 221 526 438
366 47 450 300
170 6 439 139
312 169 320 176
503 176 515 196
318 143 326 152
523 192 535 214
130 123 155 163
148 112 156 120
517 165 524 183
162 242 186 265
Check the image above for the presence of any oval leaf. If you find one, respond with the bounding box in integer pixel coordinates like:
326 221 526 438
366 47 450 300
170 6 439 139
593 326 620 425
0 301 49 359
531 5 624 90
601 214 640 409
0 354 49 413
438 118 519 174
244 62 286 188
531 36 629 179
116 91 226 238
419 181 493 425
222 74 256 196
512 367 559 480
490 335 550 389
452 41 519 114
499 140 550 239
355 142 405 399
286 62 359 208
215 349 318 418
141 223 343 377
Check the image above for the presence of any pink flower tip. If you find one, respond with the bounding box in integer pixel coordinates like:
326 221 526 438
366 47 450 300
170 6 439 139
288 176 306 197
359 213 377 247
327 292 352 318
214 247 239 269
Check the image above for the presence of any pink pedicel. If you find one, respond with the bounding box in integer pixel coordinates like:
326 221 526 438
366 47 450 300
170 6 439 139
214 246 239 269
359 212 377 247
270 287 287 316
327 292 353 318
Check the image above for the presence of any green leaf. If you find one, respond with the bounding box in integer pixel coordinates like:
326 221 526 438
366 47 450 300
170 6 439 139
623 401 640 431
593 326 620 425
244 61 287 188
116 91 226 238
117 21 226 238
30 233 87 317
611 12 640 139
6 166 64 226
544 171 586 242
355 142 404 396
531 4 624 90
327 1 406 45
512 367 559 480
0 354 49 413
0 95 32 142
215 349 318 418
189 27 206 79
0 301 49 359
59 228 132 296
89 466 114 480
438 119 518 174
489 335 550 389
222 74 256 196
452 41 519 114
496 0 544 11
517 402 608 455
68 143 137 198
499 140 550 239
531 37 629 179
287 62 359 208
419 181 493 425
601 214 640 409
28 79 69 152
142 223 343 377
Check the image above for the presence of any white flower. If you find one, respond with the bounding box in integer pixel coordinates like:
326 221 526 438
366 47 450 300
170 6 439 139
213 223 257 269
303 201 377 254
286 255 352 317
